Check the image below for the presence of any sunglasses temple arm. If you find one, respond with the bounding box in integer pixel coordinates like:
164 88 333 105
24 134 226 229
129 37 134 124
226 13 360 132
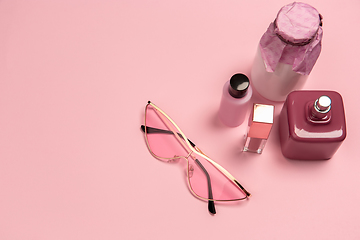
209 160 251 198
141 125 196 147
195 159 216 215
234 180 251 197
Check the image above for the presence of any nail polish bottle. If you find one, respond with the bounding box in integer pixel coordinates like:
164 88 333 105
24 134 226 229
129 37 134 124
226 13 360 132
218 73 253 127
279 90 347 160
243 104 274 154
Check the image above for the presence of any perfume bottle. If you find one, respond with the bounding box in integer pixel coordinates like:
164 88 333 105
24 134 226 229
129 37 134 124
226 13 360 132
279 90 347 160
251 2 323 101
243 104 274 154
218 73 253 127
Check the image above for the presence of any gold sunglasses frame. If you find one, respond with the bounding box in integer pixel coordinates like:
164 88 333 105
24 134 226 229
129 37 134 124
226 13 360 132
143 101 251 203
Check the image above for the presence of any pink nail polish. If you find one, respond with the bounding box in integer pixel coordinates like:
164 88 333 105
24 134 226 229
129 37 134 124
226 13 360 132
279 90 347 160
243 104 275 154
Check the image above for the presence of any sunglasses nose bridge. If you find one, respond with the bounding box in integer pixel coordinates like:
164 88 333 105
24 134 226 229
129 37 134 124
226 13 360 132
185 150 195 159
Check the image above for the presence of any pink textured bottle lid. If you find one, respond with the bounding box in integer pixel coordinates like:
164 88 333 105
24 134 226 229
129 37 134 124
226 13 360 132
276 2 321 45
259 2 323 75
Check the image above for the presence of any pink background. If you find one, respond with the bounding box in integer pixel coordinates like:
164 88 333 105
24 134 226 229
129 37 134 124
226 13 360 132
1 1 359 239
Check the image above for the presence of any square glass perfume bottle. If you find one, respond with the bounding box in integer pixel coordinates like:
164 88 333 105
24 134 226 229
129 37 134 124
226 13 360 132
279 90 347 160
243 104 275 154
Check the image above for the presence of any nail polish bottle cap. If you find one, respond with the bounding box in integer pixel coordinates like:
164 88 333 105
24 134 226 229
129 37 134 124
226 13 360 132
228 74 250 98
253 104 274 124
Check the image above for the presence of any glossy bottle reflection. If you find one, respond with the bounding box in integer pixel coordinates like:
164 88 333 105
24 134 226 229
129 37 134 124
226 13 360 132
279 91 346 160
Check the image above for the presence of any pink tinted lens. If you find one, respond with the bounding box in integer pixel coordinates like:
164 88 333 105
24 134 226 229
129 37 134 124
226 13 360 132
145 104 190 160
188 154 247 201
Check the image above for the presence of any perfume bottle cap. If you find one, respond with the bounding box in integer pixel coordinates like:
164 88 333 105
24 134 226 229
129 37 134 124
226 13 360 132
311 95 332 121
228 74 250 98
315 95 331 113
